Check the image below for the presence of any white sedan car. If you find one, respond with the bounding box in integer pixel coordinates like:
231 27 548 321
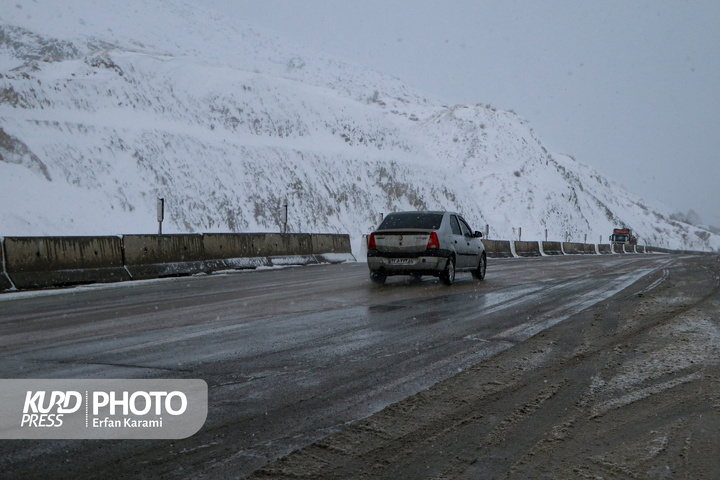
367 211 486 285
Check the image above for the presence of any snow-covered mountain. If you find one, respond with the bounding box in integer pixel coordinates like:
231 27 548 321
1 0 718 253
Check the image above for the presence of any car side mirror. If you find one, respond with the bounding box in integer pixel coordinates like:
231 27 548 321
474 231 483 238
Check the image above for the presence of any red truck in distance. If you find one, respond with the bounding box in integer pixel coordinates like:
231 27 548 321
610 228 637 246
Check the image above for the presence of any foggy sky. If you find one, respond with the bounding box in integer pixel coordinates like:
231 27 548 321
217 1 720 226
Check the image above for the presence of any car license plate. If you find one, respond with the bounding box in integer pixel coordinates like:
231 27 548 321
388 258 415 265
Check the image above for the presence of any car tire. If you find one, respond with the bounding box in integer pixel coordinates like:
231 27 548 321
472 253 486 281
440 256 455 285
370 271 387 285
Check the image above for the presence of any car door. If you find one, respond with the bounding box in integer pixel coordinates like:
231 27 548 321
458 217 481 268
449 215 471 268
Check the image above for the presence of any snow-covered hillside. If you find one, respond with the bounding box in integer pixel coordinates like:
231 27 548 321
1 0 717 253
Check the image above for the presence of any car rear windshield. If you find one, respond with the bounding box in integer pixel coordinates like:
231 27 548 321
378 213 443 230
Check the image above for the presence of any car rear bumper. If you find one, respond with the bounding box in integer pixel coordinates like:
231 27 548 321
367 252 449 276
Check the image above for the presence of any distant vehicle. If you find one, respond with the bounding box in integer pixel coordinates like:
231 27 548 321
609 228 637 245
367 211 486 285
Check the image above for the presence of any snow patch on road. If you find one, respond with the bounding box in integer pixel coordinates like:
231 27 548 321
589 313 720 417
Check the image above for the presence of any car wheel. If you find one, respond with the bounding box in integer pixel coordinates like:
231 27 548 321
472 253 486 281
441 256 455 285
370 271 387 285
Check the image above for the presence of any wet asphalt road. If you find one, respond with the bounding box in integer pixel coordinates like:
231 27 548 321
0 254 680 478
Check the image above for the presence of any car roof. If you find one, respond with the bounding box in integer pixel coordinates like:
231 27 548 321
387 211 456 215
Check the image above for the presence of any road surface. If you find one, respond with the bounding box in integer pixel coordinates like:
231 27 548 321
1 253 718 479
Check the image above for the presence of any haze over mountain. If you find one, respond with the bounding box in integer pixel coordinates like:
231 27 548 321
1 0 718 253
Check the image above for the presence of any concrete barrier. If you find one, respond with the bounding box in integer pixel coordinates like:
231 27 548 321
598 244 612 254
1 238 15 292
4 236 131 289
582 244 597 255
204 233 353 270
311 234 351 254
247 233 313 257
636 245 646 254
514 241 541 257
612 244 625 254
202 233 268 270
203 233 254 259
249 233 316 266
482 239 513 258
541 241 563 255
310 233 354 264
562 242 584 255
123 234 207 280
624 244 636 254
0 232 354 292
201 233 353 270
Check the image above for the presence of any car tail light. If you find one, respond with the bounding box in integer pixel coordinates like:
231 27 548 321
368 232 377 250
427 231 440 249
